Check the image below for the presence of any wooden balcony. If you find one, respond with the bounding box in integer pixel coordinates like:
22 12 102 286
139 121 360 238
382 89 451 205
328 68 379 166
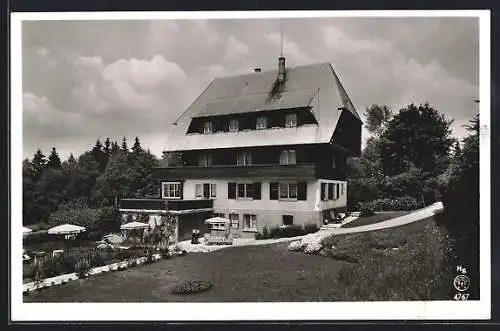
152 163 318 181
119 198 213 212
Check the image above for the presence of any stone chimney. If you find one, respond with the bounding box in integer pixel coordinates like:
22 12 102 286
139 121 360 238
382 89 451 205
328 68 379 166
278 57 286 83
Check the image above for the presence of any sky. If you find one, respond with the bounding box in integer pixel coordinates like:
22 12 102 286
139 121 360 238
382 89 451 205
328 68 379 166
21 16 480 160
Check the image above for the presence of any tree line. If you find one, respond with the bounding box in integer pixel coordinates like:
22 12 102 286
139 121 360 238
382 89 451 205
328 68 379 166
23 137 161 235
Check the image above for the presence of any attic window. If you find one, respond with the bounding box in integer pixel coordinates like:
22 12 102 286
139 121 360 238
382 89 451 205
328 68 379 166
229 119 239 132
285 114 297 128
204 121 213 134
256 116 267 129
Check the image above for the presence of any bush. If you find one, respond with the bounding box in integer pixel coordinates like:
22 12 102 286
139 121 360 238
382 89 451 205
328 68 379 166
256 223 319 240
75 258 91 278
358 196 422 212
171 280 213 295
319 233 336 250
359 206 375 217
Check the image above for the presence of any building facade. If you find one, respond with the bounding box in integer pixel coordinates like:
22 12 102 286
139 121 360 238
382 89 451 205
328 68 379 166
119 58 362 241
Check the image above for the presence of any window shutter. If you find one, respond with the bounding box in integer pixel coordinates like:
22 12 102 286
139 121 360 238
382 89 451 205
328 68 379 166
328 183 334 200
203 183 210 199
228 183 236 199
336 183 340 199
270 182 279 200
297 182 307 201
179 182 184 200
321 183 326 201
253 182 262 200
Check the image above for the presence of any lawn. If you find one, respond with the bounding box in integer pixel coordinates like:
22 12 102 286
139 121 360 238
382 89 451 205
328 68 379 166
341 211 412 228
24 216 454 302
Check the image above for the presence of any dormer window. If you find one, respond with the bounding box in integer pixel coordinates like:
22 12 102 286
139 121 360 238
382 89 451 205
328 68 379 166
229 119 239 132
280 150 296 165
203 121 213 134
237 152 252 166
285 114 297 127
198 154 212 167
256 116 267 129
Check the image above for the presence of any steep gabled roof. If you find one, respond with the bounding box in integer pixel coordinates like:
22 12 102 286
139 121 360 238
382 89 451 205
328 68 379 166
164 62 360 152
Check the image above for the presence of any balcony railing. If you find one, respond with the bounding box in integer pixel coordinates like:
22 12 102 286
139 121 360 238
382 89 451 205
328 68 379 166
152 163 318 180
119 198 213 211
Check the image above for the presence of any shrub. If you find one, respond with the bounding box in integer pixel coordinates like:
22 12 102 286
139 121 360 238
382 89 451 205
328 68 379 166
319 233 336 250
359 206 375 217
262 226 269 239
75 258 91 278
303 223 319 234
171 280 213 295
358 197 422 212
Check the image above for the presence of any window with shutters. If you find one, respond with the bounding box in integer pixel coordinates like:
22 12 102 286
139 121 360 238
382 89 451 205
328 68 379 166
279 150 296 165
242 214 257 231
279 182 298 200
237 183 254 199
229 213 239 228
256 116 267 129
162 182 181 199
237 152 252 166
229 119 239 132
203 121 213 134
195 183 216 198
285 113 297 127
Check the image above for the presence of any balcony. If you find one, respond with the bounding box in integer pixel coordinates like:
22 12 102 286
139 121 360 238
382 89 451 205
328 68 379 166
152 163 318 180
119 198 213 213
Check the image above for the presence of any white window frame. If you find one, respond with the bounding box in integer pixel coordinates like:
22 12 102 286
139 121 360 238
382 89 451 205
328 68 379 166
229 213 239 229
279 182 298 201
195 184 203 198
203 121 213 134
162 182 181 199
210 184 217 198
229 119 239 132
237 182 254 199
242 214 257 231
256 116 267 129
285 113 297 127
237 152 252 166
279 150 296 165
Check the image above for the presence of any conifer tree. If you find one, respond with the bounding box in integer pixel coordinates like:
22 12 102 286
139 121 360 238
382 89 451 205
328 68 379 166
31 148 47 179
47 147 62 169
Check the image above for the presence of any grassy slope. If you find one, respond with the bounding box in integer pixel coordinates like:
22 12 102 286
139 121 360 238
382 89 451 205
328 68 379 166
24 216 454 302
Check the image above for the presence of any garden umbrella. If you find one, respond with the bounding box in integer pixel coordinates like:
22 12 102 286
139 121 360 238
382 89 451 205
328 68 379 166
22 226 32 234
47 223 86 235
204 217 230 224
120 221 149 230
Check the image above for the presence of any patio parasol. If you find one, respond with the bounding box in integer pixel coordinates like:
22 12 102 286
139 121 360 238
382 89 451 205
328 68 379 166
47 223 86 235
204 217 231 224
120 221 149 230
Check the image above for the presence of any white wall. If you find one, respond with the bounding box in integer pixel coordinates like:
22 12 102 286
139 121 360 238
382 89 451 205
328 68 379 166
181 179 346 212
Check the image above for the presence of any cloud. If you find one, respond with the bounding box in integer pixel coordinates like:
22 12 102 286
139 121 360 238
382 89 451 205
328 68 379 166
102 55 186 88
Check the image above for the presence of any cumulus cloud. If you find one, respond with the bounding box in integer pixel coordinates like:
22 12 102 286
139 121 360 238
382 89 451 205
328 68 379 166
102 55 186 88
223 35 249 63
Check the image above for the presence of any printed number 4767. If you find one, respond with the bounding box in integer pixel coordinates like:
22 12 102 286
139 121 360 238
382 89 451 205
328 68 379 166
453 293 469 301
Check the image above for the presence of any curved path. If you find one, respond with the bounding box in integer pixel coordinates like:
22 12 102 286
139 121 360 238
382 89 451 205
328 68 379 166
178 202 444 252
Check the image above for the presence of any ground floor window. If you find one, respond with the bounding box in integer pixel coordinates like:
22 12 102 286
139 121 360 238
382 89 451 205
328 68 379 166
229 213 239 229
282 215 294 226
243 214 257 230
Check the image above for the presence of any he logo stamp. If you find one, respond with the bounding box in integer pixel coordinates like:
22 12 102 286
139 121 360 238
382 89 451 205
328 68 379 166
453 274 470 292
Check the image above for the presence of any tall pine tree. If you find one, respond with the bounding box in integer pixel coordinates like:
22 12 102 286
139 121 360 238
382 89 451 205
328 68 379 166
31 149 47 179
132 136 143 154
120 137 129 154
47 147 62 169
